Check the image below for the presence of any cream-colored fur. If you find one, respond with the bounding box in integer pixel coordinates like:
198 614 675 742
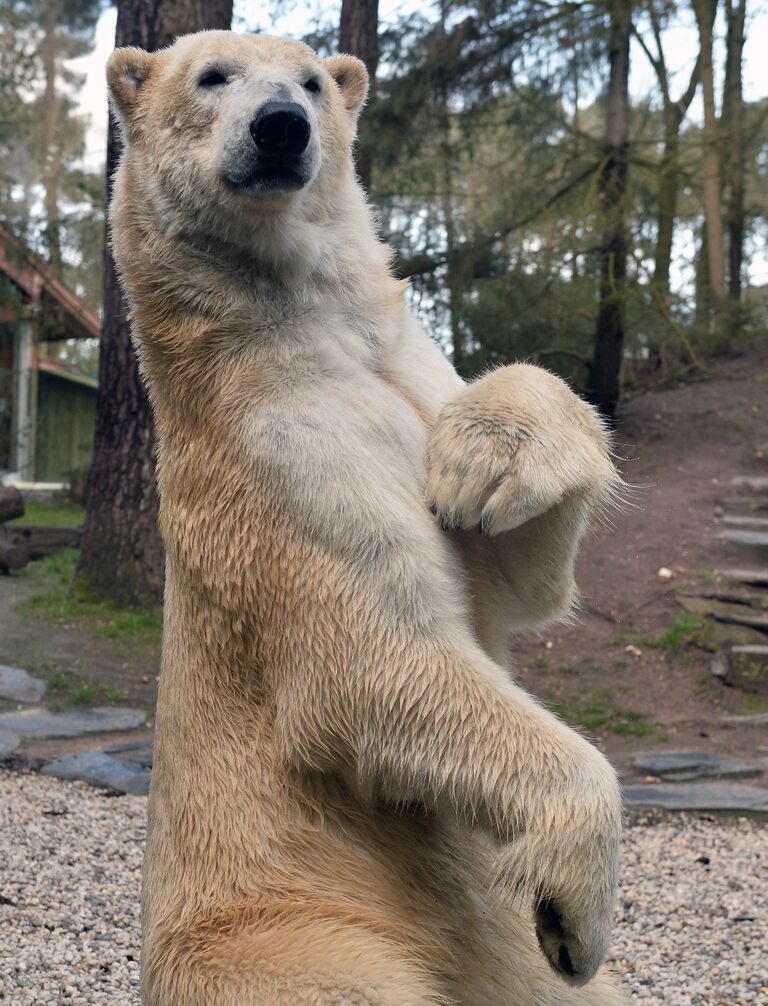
106 31 626 1006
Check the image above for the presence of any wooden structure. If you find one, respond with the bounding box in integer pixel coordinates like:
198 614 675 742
0 224 99 483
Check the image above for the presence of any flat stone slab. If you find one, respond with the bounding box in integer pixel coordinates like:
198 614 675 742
0 665 46 704
0 728 20 758
631 751 762 782
0 706 146 738
40 751 150 796
624 782 768 813
104 741 153 769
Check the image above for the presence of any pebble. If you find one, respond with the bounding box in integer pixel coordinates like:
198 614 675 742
0 772 765 1003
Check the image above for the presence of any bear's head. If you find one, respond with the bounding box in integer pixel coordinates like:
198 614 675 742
106 32 369 245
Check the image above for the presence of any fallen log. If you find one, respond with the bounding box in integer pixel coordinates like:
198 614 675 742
1 524 82 560
0 486 24 523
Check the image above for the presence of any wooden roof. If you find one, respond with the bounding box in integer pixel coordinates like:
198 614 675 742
0 223 100 341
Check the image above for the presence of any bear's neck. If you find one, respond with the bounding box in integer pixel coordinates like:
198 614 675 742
112 161 407 422
116 160 398 329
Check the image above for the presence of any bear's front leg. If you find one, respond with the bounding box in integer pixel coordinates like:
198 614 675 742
425 363 620 629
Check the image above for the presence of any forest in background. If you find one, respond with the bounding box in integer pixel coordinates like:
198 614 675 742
2 0 767 397
1 0 766 603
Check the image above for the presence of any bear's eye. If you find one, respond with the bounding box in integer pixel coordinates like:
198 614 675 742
198 69 228 88
303 77 321 94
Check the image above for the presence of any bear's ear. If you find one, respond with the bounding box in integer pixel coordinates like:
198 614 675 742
323 54 369 117
107 47 155 127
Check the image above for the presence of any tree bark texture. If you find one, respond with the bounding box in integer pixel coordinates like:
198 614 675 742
694 0 726 310
590 0 631 420
339 0 379 191
78 0 233 607
724 0 747 305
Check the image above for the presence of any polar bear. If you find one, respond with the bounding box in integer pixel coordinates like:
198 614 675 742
106 31 625 1006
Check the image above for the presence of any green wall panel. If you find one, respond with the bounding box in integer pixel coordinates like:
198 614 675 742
35 372 96 482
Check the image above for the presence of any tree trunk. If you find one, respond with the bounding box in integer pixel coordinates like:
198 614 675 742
339 0 379 191
654 123 680 301
648 47 699 301
695 219 712 327
589 0 631 420
724 0 747 308
694 0 726 318
78 0 233 607
41 0 63 276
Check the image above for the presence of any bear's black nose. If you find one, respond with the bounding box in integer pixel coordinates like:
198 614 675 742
250 102 310 157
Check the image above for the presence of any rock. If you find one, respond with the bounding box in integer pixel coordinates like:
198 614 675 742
40 751 150 796
0 665 46 704
624 782 768 813
0 728 20 758
709 654 728 680
630 751 762 783
728 645 768 695
0 706 146 738
730 476 768 494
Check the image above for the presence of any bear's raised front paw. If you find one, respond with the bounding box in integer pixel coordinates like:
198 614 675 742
425 364 618 536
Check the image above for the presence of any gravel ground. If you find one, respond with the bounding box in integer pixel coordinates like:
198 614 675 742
0 769 766 1005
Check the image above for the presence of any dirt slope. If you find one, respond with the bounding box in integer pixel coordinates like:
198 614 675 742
515 351 768 779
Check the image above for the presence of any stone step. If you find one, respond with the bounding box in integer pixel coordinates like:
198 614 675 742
721 711 768 725
717 529 768 548
630 751 762 783
681 590 768 611
721 515 768 529
715 497 768 512
679 596 768 634
719 568 768 588
624 782 768 813
730 476 768 494
712 610 768 633
0 706 147 738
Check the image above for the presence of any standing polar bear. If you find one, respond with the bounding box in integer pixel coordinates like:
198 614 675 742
107 31 626 1006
